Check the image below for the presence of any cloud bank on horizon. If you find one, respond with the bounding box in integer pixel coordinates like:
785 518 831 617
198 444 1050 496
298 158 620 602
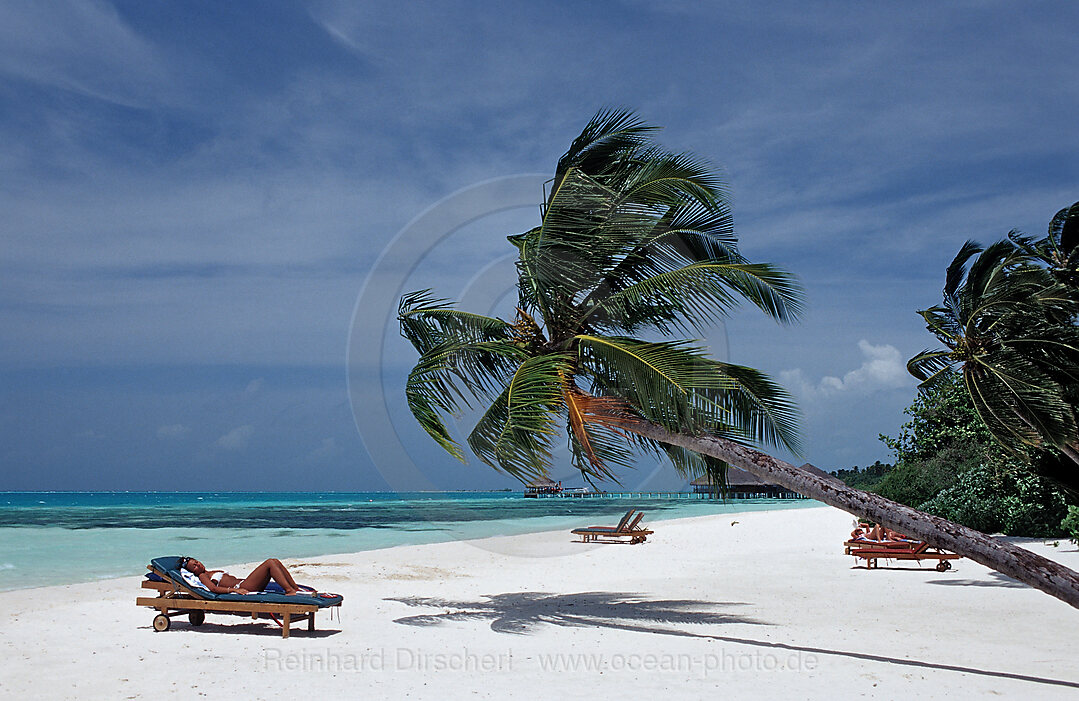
1 1 1076 489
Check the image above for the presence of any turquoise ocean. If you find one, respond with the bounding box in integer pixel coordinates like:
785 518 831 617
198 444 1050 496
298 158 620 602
0 491 820 592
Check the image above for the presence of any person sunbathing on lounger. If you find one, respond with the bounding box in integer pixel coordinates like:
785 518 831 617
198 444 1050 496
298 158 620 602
851 524 909 541
181 557 307 596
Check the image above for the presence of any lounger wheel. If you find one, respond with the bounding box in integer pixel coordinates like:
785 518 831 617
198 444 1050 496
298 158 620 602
153 614 171 632
935 560 952 572
189 610 206 626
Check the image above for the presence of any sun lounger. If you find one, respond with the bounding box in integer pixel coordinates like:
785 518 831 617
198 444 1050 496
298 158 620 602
842 537 921 554
578 509 636 532
572 511 653 544
136 556 343 638
847 541 961 571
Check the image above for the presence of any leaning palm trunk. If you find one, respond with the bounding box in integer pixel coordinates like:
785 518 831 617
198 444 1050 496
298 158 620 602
618 416 1079 610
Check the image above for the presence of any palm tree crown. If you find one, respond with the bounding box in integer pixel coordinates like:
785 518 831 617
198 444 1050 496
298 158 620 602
399 109 804 485
908 221 1079 473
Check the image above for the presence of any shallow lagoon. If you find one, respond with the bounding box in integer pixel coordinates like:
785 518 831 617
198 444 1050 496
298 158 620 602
0 492 820 591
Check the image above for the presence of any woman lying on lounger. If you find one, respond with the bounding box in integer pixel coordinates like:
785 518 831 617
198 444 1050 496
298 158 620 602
850 524 910 541
181 557 309 596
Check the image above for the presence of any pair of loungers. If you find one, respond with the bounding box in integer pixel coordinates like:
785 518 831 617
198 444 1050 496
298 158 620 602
844 537 961 572
137 556 343 638
571 509 653 544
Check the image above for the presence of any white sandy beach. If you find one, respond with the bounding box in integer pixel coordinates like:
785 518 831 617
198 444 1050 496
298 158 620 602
1 505 1077 700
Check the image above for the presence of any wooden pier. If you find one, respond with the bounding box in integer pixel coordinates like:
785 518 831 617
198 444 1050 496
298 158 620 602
530 490 808 500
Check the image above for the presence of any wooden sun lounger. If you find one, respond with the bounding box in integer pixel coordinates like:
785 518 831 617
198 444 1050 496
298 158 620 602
847 541 961 572
843 538 923 555
136 565 340 638
572 511 653 544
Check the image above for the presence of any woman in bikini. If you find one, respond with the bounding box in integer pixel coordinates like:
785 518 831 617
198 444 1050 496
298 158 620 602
181 557 307 596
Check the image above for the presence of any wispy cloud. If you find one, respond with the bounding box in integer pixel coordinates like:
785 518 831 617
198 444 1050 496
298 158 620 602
214 424 254 451
156 424 189 439
0 1 169 107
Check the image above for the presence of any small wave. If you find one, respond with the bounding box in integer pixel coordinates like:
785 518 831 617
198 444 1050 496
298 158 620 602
0 563 15 570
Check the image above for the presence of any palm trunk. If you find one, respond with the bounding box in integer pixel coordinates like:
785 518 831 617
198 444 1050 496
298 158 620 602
618 417 1079 610
1060 442 1079 467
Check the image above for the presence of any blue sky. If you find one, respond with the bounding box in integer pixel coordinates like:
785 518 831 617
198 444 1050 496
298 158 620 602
2 1 1077 490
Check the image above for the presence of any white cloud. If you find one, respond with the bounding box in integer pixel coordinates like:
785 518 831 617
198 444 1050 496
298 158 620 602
214 424 254 451
781 340 912 399
156 424 189 439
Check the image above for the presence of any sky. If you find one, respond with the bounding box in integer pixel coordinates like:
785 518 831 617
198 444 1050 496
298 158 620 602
1 1 1077 491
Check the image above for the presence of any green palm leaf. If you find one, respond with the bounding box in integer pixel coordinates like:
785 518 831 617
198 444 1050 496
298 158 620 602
581 260 803 333
466 354 572 481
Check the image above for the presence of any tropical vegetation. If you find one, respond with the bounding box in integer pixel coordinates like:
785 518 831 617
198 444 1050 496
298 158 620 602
907 202 1079 495
834 373 1071 537
398 110 1079 608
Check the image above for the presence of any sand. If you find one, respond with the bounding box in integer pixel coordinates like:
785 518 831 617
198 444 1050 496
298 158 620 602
1 505 1077 700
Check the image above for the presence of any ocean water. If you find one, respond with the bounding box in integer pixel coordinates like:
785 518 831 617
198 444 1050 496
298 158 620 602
0 491 820 592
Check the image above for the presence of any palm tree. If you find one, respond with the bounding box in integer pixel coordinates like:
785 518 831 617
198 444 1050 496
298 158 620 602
907 235 1079 488
399 110 1079 609
1010 201 1079 289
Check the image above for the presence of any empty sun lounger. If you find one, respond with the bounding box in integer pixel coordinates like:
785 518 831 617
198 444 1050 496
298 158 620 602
136 556 343 638
572 510 653 544
847 541 961 571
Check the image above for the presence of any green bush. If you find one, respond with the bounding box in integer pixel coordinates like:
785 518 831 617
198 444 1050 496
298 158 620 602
876 443 980 508
920 463 1068 537
1062 506 1079 545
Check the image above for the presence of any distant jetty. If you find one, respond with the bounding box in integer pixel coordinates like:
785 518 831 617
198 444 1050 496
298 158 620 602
523 468 826 500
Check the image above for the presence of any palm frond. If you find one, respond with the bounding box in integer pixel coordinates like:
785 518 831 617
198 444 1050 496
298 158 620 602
703 361 803 455
575 335 801 453
1054 201 1079 256
551 109 657 203
944 240 983 297
581 260 804 334
907 349 957 387
968 350 1077 448
405 341 529 460
399 290 514 355
465 354 572 481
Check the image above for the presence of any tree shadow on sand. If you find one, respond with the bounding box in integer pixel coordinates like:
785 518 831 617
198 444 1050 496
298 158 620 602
387 591 762 635
928 571 1027 589
387 591 1079 690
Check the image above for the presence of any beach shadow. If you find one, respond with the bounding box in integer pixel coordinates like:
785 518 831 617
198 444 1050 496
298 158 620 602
927 571 1026 589
388 591 1079 690
141 622 341 638
387 591 764 635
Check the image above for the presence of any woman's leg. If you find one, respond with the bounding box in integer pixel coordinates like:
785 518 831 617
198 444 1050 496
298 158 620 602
240 558 299 594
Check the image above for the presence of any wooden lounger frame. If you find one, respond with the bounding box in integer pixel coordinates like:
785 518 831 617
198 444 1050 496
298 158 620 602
847 542 961 572
843 539 925 555
137 566 340 638
572 512 654 544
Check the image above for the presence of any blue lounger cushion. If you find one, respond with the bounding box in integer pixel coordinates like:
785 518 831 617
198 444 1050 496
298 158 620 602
149 556 343 607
